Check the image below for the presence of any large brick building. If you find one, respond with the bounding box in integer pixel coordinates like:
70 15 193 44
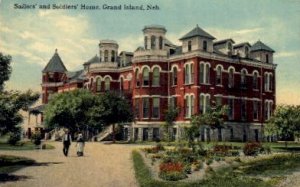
40 25 276 142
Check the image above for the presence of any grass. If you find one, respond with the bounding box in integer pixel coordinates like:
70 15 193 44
132 150 299 187
0 141 55 150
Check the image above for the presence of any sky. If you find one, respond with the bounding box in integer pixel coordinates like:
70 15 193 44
0 0 300 105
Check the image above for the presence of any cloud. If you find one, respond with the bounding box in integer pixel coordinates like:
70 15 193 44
275 51 300 58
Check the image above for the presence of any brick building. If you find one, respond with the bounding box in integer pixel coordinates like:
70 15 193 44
40 25 276 142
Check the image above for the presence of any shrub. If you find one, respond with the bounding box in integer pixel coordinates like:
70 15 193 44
31 132 42 146
206 158 214 165
159 162 187 181
213 144 231 156
184 163 192 174
143 146 159 154
229 150 240 156
155 143 165 151
243 142 263 156
7 132 21 145
261 145 272 154
159 171 187 181
191 160 203 171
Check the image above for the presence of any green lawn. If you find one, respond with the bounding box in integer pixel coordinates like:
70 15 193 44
132 150 300 187
0 141 55 150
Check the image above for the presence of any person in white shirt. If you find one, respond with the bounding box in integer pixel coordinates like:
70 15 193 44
62 129 72 156
76 133 85 156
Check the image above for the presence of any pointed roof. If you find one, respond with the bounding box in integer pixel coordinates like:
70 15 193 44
250 41 275 53
83 55 100 65
43 49 67 73
179 25 215 40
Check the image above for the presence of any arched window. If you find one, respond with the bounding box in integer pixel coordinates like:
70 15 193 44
203 40 207 51
142 68 149 86
185 64 190 84
151 35 156 49
159 36 163 50
188 41 192 52
99 51 102 62
216 66 222 85
135 69 140 87
152 67 160 86
269 74 273 91
205 64 210 84
96 77 101 92
199 95 205 114
144 36 148 49
172 67 178 85
253 72 258 89
120 77 124 91
104 77 110 91
199 63 204 84
264 73 269 91
241 69 247 88
199 94 210 114
104 50 108 62
266 54 269 63
111 50 115 62
185 95 194 118
228 68 234 88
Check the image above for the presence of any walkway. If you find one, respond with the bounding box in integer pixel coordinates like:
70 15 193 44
0 142 139 187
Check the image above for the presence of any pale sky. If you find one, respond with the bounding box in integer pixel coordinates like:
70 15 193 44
0 0 300 105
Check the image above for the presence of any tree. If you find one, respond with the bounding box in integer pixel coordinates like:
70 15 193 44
188 105 228 142
44 90 133 142
44 89 104 133
0 52 39 138
0 52 12 91
265 105 300 146
162 106 179 142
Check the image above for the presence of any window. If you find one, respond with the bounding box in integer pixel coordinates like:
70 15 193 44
99 51 102 62
269 74 273 91
264 73 268 91
228 68 234 88
188 41 192 52
264 73 273 91
120 77 124 91
228 42 232 51
266 54 269 63
253 101 259 120
191 95 194 115
152 98 160 118
111 50 115 62
135 69 140 87
142 98 150 118
185 64 190 84
253 72 258 89
170 97 177 108
264 100 273 120
159 36 163 50
142 68 149 86
135 99 140 118
96 77 101 92
151 35 156 49
216 66 222 85
172 67 178 86
228 99 234 120
185 95 194 118
104 77 110 91
191 64 194 84
104 50 108 62
152 67 160 86
90 78 94 90
203 41 207 51
216 97 222 106
245 46 249 58
241 99 247 121
200 63 210 84
199 94 210 114
241 69 247 88
144 36 148 49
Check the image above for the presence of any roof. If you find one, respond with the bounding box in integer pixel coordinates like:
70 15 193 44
250 40 275 53
170 46 182 56
164 38 177 47
119 51 134 56
214 38 235 45
143 25 166 32
135 46 145 52
67 69 85 83
29 105 45 114
179 25 215 40
43 49 67 73
100 40 118 44
83 55 100 65
233 42 251 49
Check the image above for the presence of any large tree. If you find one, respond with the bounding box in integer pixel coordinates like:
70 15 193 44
265 105 300 145
0 53 39 136
44 90 133 141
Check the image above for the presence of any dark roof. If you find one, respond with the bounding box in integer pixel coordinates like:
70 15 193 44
250 41 275 53
83 55 100 65
43 49 67 73
67 70 85 83
119 51 134 56
214 38 235 46
29 105 45 114
165 38 177 47
171 46 182 56
233 42 251 49
135 46 145 52
179 25 215 40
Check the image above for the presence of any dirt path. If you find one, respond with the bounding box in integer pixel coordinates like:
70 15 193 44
0 142 139 187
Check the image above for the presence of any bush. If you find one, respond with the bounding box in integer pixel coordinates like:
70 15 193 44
184 163 192 174
159 162 184 173
159 171 187 181
191 160 203 171
243 142 263 156
206 158 214 165
7 132 21 145
31 132 42 146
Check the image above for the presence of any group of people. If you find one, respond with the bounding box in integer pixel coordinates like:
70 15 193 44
62 130 85 157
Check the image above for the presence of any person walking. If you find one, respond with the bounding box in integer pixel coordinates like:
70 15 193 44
62 129 72 157
76 133 85 156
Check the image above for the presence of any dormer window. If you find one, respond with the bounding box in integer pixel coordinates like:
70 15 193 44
245 46 249 58
228 42 232 55
203 40 207 51
188 41 192 52
104 50 108 62
159 36 163 50
144 36 148 49
111 50 115 62
151 36 156 49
